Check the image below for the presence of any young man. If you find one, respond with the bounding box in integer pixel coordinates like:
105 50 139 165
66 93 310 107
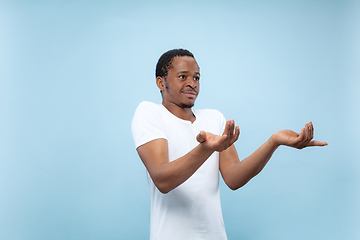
131 49 327 240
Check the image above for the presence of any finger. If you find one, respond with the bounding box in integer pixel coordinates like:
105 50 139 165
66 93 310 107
226 120 236 148
307 122 314 144
227 120 234 136
231 125 240 144
308 140 328 146
303 123 312 145
309 122 314 140
298 127 306 142
228 120 235 141
223 120 234 148
292 127 306 148
304 123 314 144
196 130 206 143
307 140 328 147
305 123 311 141
222 120 231 136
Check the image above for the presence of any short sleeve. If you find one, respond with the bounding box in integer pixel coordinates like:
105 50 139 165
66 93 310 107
131 101 167 149
218 111 226 135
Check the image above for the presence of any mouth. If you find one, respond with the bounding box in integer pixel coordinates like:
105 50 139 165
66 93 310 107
181 90 198 99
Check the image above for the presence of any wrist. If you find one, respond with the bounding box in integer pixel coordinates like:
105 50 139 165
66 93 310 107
198 141 215 153
268 134 281 148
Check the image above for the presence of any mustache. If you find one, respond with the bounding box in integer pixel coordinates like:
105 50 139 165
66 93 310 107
181 88 198 94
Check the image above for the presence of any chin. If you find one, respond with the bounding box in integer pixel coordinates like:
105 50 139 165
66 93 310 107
180 102 194 108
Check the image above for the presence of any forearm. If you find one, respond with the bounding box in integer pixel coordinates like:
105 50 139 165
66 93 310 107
224 137 279 190
150 143 214 194
139 120 240 194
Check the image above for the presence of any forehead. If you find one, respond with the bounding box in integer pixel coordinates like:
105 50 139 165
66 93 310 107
170 56 199 73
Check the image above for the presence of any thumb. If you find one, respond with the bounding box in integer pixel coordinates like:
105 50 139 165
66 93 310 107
307 140 328 147
197 130 206 143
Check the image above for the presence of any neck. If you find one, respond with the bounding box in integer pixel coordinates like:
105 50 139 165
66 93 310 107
162 101 196 123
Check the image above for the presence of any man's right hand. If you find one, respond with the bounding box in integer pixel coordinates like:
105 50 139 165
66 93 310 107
196 119 240 152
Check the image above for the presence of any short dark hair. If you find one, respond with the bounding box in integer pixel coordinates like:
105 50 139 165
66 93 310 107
155 49 195 78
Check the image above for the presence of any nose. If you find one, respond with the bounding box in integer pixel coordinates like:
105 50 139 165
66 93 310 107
186 77 198 89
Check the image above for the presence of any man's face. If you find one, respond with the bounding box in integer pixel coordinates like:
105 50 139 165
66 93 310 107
160 56 200 108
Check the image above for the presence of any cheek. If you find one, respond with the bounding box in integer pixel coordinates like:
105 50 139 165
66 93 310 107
164 81 170 91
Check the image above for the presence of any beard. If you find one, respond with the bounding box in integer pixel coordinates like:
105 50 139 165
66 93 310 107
180 102 194 108
164 81 195 109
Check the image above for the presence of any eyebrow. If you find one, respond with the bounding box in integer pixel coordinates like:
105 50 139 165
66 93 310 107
177 71 200 76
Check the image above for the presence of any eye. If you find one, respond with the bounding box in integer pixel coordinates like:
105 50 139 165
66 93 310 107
179 75 186 79
194 76 200 81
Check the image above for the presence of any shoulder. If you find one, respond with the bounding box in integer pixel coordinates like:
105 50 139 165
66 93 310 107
133 101 164 117
135 101 161 112
132 101 164 126
131 101 168 148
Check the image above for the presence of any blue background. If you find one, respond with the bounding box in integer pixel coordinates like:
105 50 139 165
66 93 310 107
1 0 359 239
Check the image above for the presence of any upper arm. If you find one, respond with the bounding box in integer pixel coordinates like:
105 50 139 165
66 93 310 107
136 138 169 179
131 101 167 150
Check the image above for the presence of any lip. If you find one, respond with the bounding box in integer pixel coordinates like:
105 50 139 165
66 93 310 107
182 91 198 98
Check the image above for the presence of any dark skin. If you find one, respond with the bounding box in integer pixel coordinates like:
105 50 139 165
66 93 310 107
157 56 200 123
137 56 328 193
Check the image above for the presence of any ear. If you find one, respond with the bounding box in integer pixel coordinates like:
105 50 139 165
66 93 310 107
156 76 165 92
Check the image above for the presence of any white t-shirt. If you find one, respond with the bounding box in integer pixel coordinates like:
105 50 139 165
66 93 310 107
131 101 228 240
